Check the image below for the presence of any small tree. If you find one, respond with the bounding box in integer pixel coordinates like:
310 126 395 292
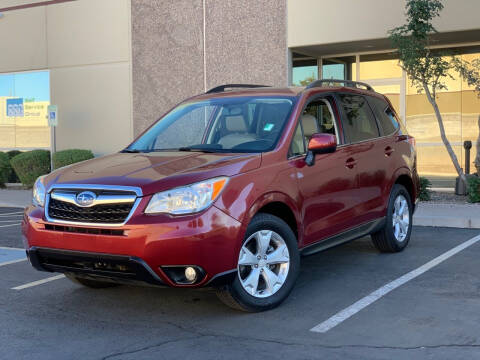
389 0 480 184
476 116 480 176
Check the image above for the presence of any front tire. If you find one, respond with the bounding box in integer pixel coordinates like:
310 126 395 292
216 213 300 312
371 184 413 253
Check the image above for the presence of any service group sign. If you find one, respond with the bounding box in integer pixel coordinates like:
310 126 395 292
6 98 24 117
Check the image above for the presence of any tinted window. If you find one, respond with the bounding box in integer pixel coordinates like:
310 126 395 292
368 96 399 136
338 94 379 143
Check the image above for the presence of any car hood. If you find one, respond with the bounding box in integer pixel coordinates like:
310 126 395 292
45 152 262 196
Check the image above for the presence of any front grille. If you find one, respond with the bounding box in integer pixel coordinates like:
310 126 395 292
48 197 134 224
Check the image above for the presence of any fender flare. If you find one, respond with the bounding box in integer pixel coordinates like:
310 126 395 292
243 191 303 244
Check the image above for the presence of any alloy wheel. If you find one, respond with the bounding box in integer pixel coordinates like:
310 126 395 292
392 194 410 242
237 230 290 298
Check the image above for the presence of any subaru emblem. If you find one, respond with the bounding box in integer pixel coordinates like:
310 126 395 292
75 191 96 207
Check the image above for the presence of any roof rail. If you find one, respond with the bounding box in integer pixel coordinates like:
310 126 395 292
206 84 271 94
305 79 374 92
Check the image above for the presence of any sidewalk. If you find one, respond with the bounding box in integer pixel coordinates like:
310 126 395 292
0 189 479 229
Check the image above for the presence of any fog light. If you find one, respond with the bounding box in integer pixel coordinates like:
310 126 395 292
185 267 197 282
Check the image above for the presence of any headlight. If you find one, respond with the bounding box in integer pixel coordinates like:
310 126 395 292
145 177 228 215
32 176 47 207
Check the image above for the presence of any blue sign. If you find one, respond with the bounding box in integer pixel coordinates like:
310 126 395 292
6 98 24 117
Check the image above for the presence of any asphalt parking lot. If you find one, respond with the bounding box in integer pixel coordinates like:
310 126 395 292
1 206 480 360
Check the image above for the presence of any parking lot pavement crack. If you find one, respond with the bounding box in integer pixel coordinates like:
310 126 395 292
306 343 480 351
135 321 480 353
195 333 480 352
99 332 480 359
100 335 206 360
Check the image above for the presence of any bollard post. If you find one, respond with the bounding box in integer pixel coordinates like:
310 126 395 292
464 141 472 175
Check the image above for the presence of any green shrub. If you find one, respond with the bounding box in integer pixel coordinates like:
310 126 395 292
467 175 480 203
419 177 432 201
10 150 50 187
53 149 94 169
6 150 22 183
0 152 10 188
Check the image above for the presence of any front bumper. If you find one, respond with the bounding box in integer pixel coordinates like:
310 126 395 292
22 203 244 287
27 247 167 286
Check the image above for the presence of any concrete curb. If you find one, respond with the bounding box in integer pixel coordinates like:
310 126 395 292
413 203 480 229
413 215 480 229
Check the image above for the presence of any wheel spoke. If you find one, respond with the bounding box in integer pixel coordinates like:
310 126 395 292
399 220 408 234
262 267 279 295
266 244 289 264
256 230 272 256
238 247 258 266
242 268 261 295
399 201 407 216
394 222 400 239
394 197 401 215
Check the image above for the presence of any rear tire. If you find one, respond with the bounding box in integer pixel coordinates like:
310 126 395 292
371 184 413 253
216 213 300 312
65 274 120 289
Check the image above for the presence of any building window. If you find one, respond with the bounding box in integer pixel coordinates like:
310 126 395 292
292 53 318 86
0 70 50 150
322 56 356 81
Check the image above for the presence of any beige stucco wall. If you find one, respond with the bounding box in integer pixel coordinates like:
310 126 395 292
0 0 133 156
132 0 287 136
0 6 47 72
131 0 205 137
288 0 480 48
204 0 287 90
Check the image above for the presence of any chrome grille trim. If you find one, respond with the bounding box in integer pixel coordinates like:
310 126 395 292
51 191 136 207
45 184 143 227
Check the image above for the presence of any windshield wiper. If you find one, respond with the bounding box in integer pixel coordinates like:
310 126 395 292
178 147 216 153
121 149 141 153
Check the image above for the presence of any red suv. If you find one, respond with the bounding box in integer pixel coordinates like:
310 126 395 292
23 80 419 312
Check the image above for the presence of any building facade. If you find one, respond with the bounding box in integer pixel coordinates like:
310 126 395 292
0 0 479 178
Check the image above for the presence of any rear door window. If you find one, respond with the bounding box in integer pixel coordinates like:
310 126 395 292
338 94 379 143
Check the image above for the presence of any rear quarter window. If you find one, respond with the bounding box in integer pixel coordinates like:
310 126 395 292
368 96 401 136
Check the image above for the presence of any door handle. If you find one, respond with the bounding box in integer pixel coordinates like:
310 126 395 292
345 157 357 169
384 146 394 157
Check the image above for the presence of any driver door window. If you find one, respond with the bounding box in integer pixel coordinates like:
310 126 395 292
289 98 338 156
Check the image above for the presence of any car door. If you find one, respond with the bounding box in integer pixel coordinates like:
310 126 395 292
337 93 388 223
289 95 360 247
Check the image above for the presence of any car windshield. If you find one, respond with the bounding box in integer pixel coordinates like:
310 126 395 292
125 96 296 153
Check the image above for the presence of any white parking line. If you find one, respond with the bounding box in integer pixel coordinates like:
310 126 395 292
0 246 24 251
0 212 24 216
0 223 20 228
0 258 27 267
12 275 65 290
310 233 480 333
0 219 22 223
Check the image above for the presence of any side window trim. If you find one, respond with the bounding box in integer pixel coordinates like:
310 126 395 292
364 95 382 138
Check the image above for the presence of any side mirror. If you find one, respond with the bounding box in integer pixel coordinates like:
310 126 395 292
305 133 337 166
